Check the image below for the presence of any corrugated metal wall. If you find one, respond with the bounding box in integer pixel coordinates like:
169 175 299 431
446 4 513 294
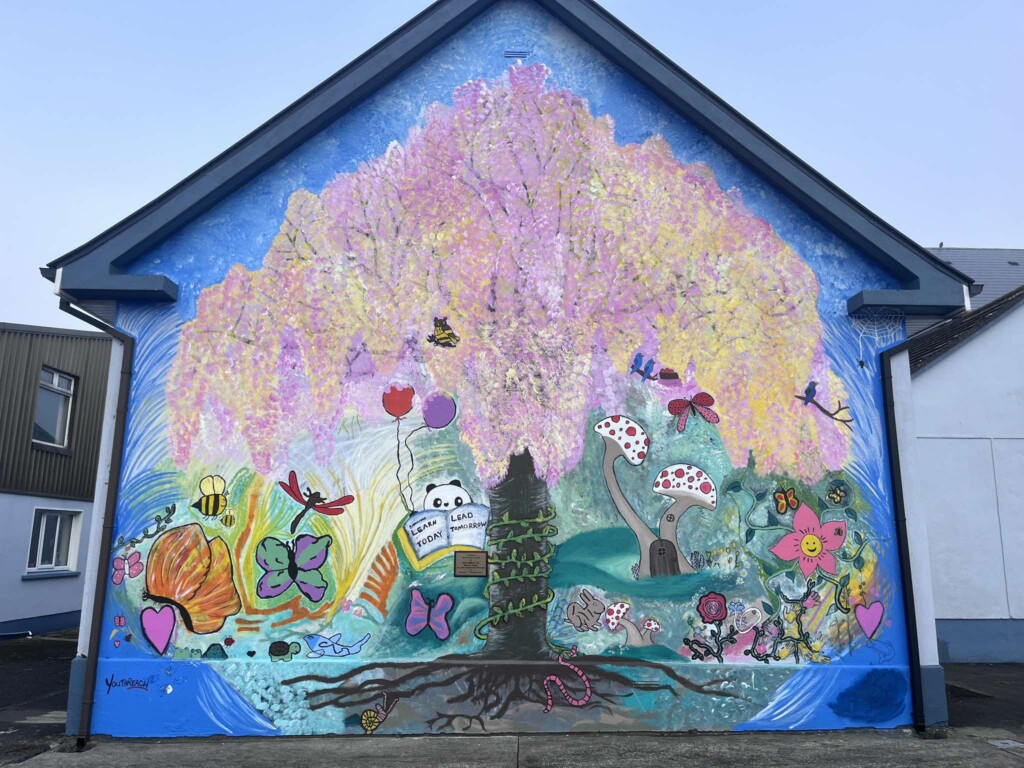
0 325 112 500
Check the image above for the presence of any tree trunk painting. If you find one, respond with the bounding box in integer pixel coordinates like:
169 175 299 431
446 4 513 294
476 451 554 659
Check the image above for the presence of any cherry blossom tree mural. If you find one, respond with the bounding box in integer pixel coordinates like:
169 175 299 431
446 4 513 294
165 63 855 725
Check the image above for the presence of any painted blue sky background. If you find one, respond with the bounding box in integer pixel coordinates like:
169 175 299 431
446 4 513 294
1 0 1021 330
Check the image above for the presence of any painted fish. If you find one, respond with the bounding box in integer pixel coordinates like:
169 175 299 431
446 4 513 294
303 632 371 659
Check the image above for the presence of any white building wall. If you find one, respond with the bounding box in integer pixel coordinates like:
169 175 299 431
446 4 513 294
912 304 1024 624
0 492 93 630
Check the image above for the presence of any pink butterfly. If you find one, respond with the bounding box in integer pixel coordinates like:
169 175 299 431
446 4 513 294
114 615 126 628
405 588 453 641
668 392 721 433
111 550 144 585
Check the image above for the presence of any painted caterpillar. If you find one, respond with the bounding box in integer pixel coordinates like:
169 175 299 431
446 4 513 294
542 645 592 713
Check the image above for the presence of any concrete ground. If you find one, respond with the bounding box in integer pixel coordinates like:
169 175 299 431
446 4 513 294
3 632 1023 767
0 631 75 767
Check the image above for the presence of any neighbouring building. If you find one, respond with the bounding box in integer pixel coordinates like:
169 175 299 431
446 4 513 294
0 323 111 634
906 248 1024 336
902 284 1024 662
46 0 974 740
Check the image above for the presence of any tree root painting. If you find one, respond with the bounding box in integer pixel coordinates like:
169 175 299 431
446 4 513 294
283 655 736 732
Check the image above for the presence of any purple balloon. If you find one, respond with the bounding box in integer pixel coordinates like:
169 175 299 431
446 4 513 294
422 393 457 429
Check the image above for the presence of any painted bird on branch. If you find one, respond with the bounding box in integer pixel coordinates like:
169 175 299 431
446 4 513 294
800 381 818 405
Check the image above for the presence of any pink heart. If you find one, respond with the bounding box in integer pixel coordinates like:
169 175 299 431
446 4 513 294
141 606 175 655
855 601 884 640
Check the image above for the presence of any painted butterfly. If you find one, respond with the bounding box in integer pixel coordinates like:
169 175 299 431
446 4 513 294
668 393 720 433
826 484 848 505
774 488 799 514
112 550 144 585
114 614 126 628
256 534 332 603
405 588 453 641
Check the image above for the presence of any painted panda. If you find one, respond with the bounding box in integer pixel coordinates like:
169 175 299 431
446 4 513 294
423 479 473 510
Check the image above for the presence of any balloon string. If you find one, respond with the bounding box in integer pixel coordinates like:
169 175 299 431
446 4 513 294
403 425 428 510
395 419 411 513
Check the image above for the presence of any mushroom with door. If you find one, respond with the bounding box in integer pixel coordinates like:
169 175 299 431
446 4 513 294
594 413 717 579
652 464 717 576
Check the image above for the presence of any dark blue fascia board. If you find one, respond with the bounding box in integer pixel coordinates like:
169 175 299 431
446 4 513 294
44 0 970 314
56 263 178 302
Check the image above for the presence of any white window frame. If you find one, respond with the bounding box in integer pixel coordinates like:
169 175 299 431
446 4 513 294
33 366 75 448
26 508 81 572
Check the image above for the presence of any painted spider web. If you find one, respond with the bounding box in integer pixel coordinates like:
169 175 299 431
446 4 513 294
851 307 904 359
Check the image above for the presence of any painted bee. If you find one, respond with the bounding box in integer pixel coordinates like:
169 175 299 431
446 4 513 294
426 316 460 348
192 475 228 518
221 509 236 527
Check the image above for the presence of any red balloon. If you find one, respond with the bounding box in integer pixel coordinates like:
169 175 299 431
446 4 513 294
382 384 414 420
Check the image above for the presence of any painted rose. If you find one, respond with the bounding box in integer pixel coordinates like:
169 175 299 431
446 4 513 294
697 592 728 624
769 503 847 577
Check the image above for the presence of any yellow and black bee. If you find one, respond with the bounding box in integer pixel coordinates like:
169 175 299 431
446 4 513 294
426 316 460 348
192 475 228 518
221 509 236 527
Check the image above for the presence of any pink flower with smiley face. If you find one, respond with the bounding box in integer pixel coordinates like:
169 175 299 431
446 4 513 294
769 503 846 577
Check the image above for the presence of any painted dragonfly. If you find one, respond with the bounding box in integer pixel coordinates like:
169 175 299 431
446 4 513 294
279 470 355 534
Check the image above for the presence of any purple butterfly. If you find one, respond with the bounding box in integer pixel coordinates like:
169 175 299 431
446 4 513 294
255 534 331 603
405 588 453 640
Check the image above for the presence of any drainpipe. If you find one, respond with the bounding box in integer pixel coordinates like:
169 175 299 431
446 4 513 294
58 299 134 748
881 346 948 731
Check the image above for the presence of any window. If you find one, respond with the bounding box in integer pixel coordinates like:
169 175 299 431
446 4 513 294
27 510 78 571
33 367 74 447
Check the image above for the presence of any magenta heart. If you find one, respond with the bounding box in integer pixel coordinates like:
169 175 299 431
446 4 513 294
855 601 884 640
141 606 175 654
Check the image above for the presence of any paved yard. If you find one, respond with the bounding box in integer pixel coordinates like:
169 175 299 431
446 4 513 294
0 632 76 766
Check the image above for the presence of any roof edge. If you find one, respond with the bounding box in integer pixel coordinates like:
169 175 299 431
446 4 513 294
46 0 969 314
0 321 110 339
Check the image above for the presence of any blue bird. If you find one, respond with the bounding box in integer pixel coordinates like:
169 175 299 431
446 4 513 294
642 357 656 382
629 353 657 383
629 352 644 377
801 381 818 405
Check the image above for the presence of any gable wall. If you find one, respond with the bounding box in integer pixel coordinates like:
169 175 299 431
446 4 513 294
88 0 916 736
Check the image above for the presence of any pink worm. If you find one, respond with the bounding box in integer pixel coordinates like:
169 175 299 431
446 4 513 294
543 645 592 713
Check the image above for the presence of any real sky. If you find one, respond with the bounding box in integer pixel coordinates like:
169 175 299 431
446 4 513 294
1 0 1020 330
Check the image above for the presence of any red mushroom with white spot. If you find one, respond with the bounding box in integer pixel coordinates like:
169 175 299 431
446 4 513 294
653 463 717 573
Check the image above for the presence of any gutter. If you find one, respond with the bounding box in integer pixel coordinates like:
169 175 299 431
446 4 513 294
58 298 134 748
879 348 924 730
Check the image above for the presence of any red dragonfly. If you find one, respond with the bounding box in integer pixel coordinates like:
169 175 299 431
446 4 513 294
279 470 355 534
668 392 721 433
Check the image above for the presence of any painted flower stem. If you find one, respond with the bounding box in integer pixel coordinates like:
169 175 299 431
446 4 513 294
683 621 738 663
815 572 852 614
833 540 870 563
745 579 828 664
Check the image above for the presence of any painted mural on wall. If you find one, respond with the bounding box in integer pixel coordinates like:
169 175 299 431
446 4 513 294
93 7 912 737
